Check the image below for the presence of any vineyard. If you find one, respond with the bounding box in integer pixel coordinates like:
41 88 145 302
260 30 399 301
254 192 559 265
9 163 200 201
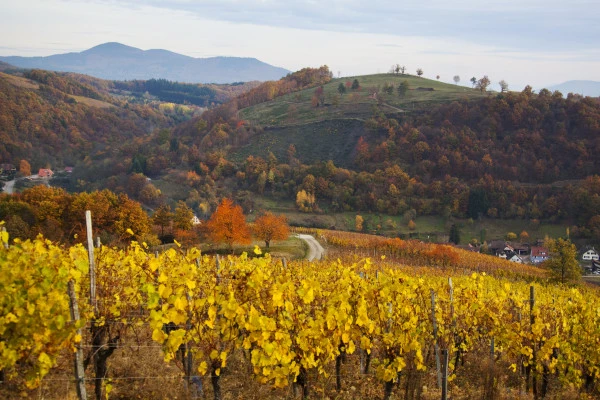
297 228 549 280
1 230 600 400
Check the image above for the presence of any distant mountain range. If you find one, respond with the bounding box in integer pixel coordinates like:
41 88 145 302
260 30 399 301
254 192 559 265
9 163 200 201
545 80 600 97
0 42 290 84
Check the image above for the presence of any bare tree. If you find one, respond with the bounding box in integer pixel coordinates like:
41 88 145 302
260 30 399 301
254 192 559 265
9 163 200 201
453 75 460 85
416 68 423 77
499 80 509 93
400 65 406 74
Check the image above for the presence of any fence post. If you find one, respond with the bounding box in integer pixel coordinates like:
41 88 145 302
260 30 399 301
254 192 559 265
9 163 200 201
431 289 442 389
530 286 537 398
85 210 96 311
448 278 454 324
441 349 448 400
1 226 8 249
68 281 87 400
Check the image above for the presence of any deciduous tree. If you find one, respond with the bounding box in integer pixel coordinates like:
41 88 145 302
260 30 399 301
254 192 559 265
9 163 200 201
152 204 173 236
416 68 423 77
543 238 580 284
355 215 364 232
174 201 194 231
499 80 509 93
476 76 491 92
206 198 251 251
19 159 31 176
296 190 316 213
453 75 460 85
408 220 416 231
252 212 289 248
505 232 517 241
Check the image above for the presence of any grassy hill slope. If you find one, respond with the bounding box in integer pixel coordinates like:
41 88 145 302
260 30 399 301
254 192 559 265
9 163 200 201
239 74 485 126
233 74 486 166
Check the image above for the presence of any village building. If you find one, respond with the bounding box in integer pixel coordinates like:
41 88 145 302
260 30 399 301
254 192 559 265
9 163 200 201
582 248 599 261
530 246 550 264
38 168 54 178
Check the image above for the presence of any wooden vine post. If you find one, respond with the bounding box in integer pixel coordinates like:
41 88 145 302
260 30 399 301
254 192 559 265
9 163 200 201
441 349 449 400
86 210 119 400
68 280 87 400
430 289 442 389
86 211 96 311
530 285 538 399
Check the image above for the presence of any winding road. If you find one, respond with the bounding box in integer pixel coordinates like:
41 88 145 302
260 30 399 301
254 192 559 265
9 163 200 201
296 234 325 261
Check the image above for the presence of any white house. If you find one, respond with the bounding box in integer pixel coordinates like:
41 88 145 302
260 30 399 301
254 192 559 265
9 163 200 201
582 249 599 261
191 215 202 226
508 254 523 263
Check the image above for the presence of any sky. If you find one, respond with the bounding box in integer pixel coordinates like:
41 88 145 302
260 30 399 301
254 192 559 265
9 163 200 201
1 0 599 90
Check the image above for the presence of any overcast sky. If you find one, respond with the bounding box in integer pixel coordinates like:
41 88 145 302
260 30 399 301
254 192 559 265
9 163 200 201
1 0 599 90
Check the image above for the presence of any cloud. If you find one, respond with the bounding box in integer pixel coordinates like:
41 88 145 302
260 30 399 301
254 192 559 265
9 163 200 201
87 0 600 51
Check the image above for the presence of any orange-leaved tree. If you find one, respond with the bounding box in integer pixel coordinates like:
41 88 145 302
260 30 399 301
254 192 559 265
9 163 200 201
253 212 290 248
206 198 251 252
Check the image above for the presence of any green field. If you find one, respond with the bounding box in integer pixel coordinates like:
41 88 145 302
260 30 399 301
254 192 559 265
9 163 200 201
250 195 567 245
239 73 486 127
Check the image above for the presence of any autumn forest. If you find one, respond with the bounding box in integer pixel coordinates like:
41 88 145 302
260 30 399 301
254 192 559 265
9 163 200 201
1 64 600 247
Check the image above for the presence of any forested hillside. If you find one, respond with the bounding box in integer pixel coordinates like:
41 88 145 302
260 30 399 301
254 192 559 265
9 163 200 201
2 67 599 243
139 70 600 243
0 70 190 170
0 68 258 174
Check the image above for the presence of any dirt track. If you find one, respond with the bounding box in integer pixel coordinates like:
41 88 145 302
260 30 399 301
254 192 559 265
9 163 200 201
296 234 325 261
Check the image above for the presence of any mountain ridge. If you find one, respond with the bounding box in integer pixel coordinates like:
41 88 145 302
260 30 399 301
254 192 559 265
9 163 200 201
544 80 600 97
0 42 290 84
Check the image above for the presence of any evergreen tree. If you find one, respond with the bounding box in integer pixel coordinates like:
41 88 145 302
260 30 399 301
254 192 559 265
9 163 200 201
467 188 490 219
397 80 409 97
449 224 461 244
